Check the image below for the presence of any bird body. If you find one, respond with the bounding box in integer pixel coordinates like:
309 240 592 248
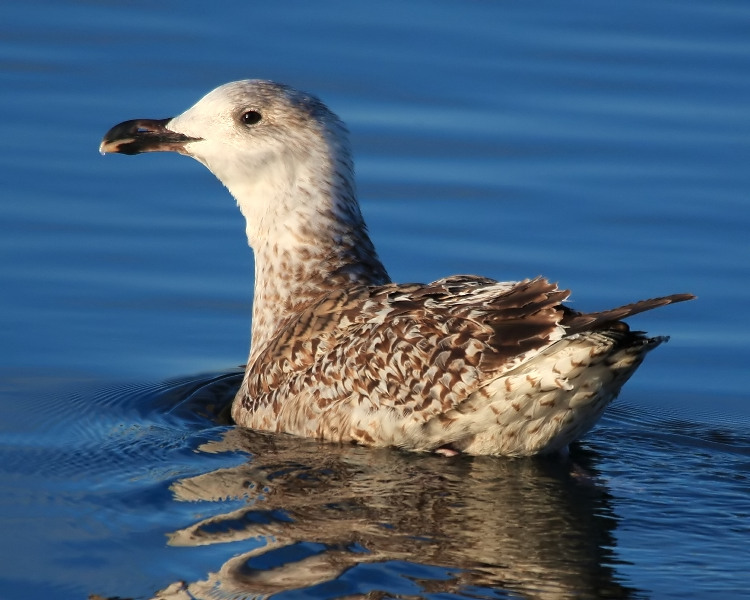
101 80 693 456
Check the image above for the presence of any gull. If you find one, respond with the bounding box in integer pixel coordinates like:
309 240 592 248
100 80 693 456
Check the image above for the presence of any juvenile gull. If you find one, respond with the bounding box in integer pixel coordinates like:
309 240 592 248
100 80 694 456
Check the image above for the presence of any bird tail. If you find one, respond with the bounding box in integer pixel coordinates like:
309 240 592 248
562 293 695 335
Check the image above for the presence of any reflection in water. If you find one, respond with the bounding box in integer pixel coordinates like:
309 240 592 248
92 373 639 600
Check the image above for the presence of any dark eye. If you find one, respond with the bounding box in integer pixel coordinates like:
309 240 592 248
241 110 262 125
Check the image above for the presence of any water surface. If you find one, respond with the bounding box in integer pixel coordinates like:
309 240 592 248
1 1 749 599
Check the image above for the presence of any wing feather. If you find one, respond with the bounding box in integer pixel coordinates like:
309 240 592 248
239 277 567 443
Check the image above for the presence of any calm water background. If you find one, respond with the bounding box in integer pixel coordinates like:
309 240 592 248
1 1 749 599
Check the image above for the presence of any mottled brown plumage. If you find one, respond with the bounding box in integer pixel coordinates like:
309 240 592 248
101 80 694 456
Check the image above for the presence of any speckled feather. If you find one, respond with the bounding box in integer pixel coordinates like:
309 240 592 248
235 275 689 455
100 80 694 456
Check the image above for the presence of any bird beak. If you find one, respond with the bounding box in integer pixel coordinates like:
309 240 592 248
99 118 201 155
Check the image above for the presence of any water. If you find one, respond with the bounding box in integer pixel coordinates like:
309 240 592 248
1 1 749 598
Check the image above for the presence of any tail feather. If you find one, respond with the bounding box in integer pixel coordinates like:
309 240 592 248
563 293 695 335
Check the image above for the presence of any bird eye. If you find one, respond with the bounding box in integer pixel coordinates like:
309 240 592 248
241 110 262 125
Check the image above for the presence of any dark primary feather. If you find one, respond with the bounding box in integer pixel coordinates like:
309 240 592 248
562 293 696 334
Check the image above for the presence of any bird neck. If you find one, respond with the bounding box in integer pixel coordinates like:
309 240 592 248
232 158 390 364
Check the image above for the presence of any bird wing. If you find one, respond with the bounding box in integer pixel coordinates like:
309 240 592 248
238 276 569 442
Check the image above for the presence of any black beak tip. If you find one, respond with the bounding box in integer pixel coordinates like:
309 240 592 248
100 118 197 155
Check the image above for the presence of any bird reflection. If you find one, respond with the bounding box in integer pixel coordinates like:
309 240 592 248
92 373 640 600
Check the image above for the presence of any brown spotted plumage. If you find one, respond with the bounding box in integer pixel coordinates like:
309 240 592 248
101 80 694 456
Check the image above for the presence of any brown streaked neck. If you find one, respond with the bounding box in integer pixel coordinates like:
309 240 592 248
244 172 389 365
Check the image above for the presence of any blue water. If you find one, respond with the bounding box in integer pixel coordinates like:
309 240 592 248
1 1 749 599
